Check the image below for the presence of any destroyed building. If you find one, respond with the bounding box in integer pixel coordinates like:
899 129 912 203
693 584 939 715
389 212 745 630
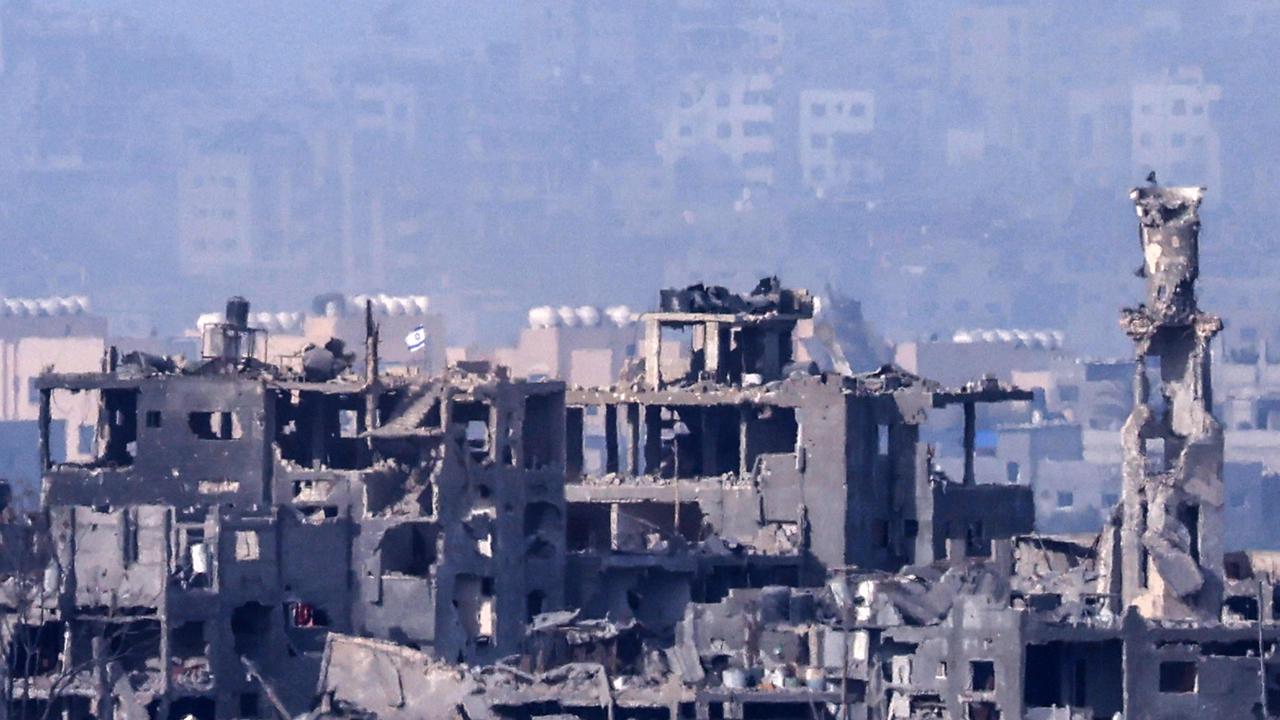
13 297 566 716
8 185 1280 720
560 278 1034 637
302 186 1280 720
0 271 1035 718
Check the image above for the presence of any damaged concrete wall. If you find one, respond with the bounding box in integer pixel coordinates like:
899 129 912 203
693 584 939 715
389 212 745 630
426 380 567 665
42 375 273 509
56 505 169 611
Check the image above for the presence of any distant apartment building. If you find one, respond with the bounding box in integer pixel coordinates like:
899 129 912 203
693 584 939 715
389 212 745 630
0 3 198 175
797 89 877 197
351 77 418 149
178 152 254 276
672 4 783 73
1213 313 1280 433
945 4 1036 157
594 160 680 238
178 118 330 283
861 239 1019 341
1131 67 1222 190
1067 85 1132 190
1013 357 1133 432
655 72 778 187
515 4 577 85
516 3 649 88
1215 0 1280 36
948 4 1032 101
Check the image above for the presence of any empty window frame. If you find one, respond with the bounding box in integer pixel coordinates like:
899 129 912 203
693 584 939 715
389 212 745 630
522 393 560 470
380 523 439 577
188 411 242 440
1159 661 1196 693
970 660 996 692
452 402 493 462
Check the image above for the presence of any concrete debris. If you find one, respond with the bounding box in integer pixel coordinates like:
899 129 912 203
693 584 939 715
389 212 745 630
658 276 813 316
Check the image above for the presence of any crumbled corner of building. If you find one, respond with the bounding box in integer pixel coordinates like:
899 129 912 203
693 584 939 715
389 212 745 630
3 186 1277 720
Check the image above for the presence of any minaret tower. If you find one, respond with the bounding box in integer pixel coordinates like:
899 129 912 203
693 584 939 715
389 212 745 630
1117 185 1224 620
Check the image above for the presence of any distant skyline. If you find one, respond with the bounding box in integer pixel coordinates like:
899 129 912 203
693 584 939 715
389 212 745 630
2 0 1277 358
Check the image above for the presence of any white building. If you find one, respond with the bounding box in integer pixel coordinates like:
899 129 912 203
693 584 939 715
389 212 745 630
655 72 778 187
1131 67 1222 191
797 89 877 197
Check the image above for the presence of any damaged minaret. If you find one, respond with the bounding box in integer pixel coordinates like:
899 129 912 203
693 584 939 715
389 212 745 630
1111 185 1224 620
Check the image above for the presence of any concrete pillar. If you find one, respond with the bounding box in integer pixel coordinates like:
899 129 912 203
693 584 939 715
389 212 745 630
364 300 380 431
1132 185 1204 325
566 407 584 479
760 328 781 379
962 401 976 486
627 404 641 475
309 395 327 469
643 406 662 475
704 321 722 381
992 538 1014 576
38 387 51 470
644 317 662 389
605 405 619 475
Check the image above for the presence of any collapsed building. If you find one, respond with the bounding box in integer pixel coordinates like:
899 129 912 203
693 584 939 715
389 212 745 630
560 278 1033 633
11 298 566 716
3 185 1279 719
305 186 1280 720
0 273 1034 719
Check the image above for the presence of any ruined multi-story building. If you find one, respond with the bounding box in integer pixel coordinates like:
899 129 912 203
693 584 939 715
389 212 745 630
13 297 566 716
560 279 1034 636
7 184 1280 720
0 274 1035 719
301 185 1280 720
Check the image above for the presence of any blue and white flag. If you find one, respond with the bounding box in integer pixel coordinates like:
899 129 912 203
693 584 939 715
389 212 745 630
404 325 427 352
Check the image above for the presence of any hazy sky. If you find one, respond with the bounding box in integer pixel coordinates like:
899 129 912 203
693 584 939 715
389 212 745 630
78 1 516 89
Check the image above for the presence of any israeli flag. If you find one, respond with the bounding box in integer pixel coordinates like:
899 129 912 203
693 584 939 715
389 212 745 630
404 325 427 352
